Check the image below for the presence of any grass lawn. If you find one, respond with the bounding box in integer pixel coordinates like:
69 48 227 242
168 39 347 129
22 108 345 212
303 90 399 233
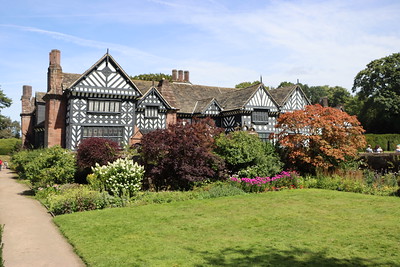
54 189 400 267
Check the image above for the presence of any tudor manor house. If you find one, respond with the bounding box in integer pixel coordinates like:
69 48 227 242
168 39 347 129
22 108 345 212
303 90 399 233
21 50 311 150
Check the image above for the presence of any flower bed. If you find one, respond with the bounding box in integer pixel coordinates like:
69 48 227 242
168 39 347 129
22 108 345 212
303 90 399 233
230 171 301 193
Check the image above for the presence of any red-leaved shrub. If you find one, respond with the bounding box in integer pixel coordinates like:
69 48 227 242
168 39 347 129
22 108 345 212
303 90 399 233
140 118 226 190
76 137 121 177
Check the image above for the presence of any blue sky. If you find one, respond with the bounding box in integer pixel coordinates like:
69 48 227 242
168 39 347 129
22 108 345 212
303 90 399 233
1 0 399 122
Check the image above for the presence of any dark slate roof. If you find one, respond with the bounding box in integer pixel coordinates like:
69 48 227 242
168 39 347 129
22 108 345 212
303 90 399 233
268 85 297 106
131 80 154 95
169 83 235 114
219 83 261 110
63 73 81 89
35 92 46 104
193 98 216 114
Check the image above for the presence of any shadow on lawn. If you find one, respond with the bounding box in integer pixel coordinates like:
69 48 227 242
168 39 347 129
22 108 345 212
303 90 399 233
191 246 391 267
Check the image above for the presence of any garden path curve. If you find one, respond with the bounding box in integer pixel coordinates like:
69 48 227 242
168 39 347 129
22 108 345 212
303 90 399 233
0 169 85 267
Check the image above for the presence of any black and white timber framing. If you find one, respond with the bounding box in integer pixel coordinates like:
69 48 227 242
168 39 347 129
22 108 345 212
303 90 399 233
23 50 311 150
65 53 141 150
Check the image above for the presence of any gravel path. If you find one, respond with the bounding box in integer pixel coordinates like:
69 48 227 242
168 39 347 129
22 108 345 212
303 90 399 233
0 169 85 267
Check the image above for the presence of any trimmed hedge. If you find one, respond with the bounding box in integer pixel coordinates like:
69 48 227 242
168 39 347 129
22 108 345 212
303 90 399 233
0 138 21 155
365 134 400 152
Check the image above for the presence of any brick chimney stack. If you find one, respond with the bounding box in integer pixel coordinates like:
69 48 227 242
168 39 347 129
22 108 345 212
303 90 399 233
47 49 63 94
21 85 32 113
21 85 34 147
44 49 66 148
320 96 329 107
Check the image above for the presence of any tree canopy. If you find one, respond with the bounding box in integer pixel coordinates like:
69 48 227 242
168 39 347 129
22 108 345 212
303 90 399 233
235 81 261 89
0 85 19 139
276 104 366 174
0 86 12 109
131 73 172 82
352 53 400 133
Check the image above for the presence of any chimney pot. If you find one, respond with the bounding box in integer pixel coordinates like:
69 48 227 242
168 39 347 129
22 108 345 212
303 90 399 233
178 70 183 82
184 70 189 82
172 69 178 81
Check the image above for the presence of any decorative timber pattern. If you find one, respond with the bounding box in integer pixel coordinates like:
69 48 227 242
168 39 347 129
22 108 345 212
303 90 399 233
204 101 221 115
222 115 237 132
245 87 278 112
136 113 166 130
136 88 168 132
70 56 141 99
281 88 308 112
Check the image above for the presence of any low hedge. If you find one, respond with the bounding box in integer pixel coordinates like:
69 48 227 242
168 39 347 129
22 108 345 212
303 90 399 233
365 134 400 152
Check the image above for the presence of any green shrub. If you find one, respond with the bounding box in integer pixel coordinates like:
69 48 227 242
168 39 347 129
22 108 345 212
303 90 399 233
89 158 144 198
0 138 21 155
214 131 283 178
43 185 122 215
299 171 399 196
11 146 76 189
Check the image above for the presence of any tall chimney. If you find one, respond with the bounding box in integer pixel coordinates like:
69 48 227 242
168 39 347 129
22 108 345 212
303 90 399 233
21 85 34 148
47 49 63 94
178 70 183 82
172 69 178 81
49 49 61 67
184 70 189 82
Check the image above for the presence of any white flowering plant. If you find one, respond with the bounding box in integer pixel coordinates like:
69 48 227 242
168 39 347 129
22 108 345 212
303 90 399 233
90 158 145 198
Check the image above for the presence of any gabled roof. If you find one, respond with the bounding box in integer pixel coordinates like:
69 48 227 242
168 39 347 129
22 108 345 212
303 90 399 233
219 83 261 110
169 83 235 114
269 84 310 106
62 73 81 89
137 86 174 110
192 98 223 114
35 92 46 104
66 53 142 98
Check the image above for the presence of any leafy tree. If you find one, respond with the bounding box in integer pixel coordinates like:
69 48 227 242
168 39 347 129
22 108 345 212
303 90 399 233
0 85 18 139
275 104 366 174
235 81 260 89
0 86 12 109
0 116 20 138
131 73 172 82
214 131 282 178
352 53 400 133
140 118 225 190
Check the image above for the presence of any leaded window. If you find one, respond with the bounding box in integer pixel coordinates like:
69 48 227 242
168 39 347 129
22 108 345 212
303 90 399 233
252 109 269 124
88 99 121 113
145 106 158 118
82 126 124 145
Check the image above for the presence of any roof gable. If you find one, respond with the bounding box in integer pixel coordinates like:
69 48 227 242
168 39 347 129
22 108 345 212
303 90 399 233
281 86 311 111
67 54 142 98
245 84 279 111
193 98 222 115
138 87 172 110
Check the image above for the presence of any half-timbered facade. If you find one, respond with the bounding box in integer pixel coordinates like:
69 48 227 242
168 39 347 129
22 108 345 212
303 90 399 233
21 49 310 150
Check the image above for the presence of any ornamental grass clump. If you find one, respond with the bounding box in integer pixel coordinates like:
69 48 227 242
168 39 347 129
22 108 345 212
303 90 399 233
230 171 300 193
89 158 145 198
